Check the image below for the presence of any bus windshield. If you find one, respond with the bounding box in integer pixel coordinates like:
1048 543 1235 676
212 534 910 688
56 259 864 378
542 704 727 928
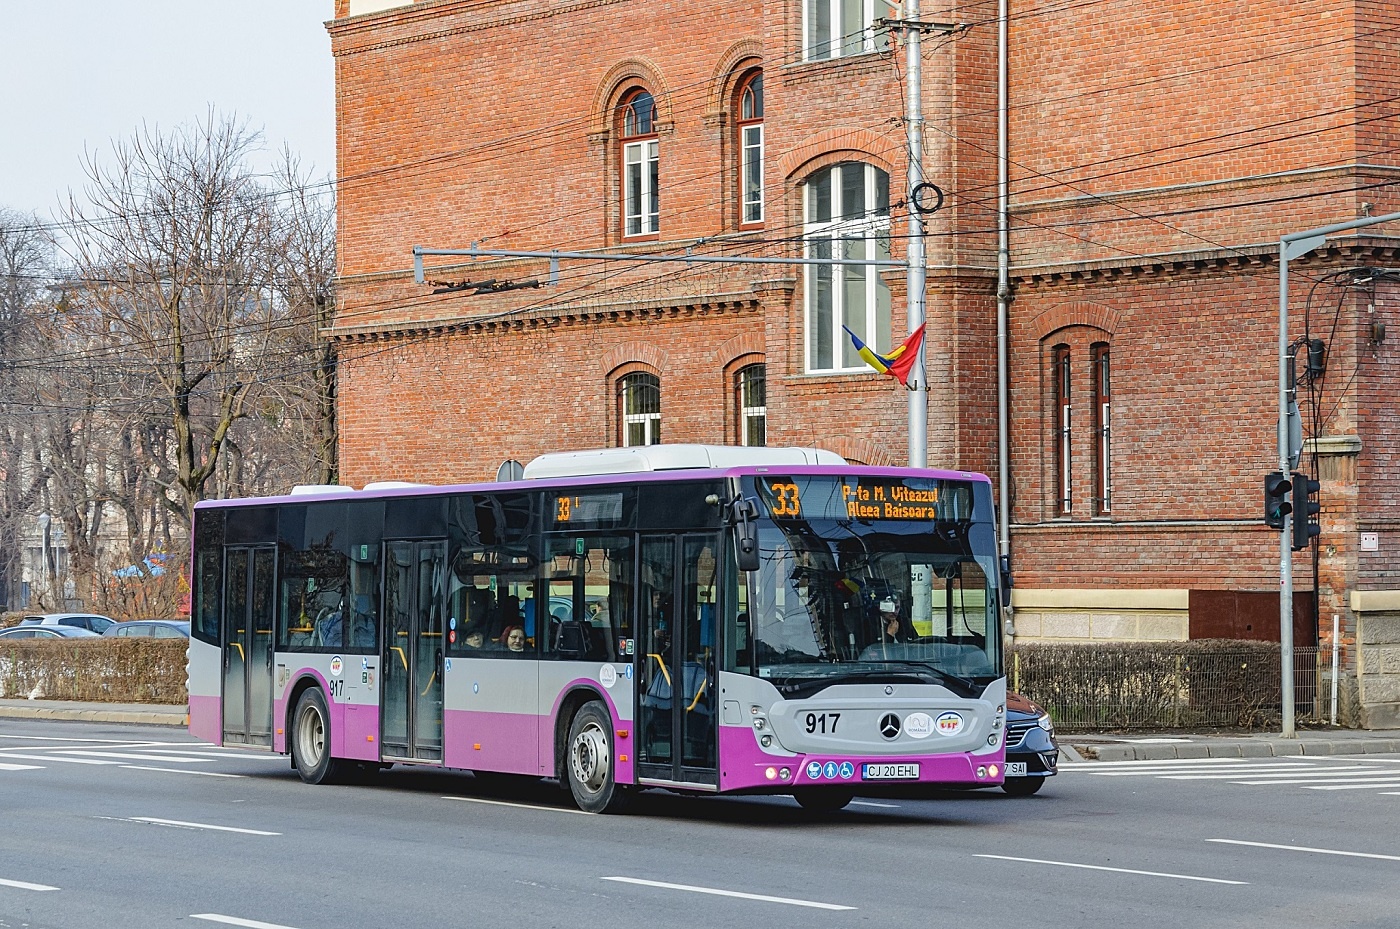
745 475 1000 697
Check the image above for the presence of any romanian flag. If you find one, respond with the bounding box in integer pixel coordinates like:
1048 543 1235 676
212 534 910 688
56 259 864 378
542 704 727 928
843 323 926 388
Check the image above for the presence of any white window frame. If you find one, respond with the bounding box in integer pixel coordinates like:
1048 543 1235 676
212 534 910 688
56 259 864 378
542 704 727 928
620 373 661 447
741 123 764 225
737 363 767 447
803 162 891 374
623 139 659 237
804 0 879 61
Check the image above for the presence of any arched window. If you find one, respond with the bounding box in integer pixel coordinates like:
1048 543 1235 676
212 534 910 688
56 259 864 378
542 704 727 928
619 90 659 237
735 363 766 446
1091 341 1111 514
618 372 661 446
736 71 764 226
802 161 891 372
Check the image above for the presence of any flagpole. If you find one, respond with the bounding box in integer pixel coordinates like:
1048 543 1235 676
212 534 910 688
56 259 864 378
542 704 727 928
905 0 928 468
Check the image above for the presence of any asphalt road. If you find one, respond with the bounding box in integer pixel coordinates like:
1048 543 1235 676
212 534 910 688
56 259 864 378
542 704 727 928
1 719 1397 929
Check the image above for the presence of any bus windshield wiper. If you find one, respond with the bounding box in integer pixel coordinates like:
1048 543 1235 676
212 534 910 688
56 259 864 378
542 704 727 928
857 660 977 693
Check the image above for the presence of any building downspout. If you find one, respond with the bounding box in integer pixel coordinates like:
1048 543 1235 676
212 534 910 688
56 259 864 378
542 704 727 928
996 0 1014 638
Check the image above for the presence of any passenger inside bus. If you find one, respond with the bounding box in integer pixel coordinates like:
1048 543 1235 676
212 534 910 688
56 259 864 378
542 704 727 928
502 625 527 653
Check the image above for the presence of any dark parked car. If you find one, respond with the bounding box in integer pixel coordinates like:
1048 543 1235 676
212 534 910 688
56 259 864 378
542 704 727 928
0 625 102 639
1002 692 1059 796
103 620 191 639
18 612 117 634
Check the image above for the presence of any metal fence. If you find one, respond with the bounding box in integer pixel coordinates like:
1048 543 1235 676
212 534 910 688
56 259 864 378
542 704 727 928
1009 642 1342 732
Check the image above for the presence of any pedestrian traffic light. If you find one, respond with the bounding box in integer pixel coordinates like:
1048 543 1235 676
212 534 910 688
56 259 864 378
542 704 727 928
1291 471 1321 550
1264 471 1292 529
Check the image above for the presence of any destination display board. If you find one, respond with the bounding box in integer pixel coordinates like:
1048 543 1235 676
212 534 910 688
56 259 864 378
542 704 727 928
754 476 973 522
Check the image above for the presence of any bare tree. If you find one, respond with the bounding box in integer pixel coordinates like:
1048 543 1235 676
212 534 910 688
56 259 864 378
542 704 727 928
59 112 335 528
0 210 55 608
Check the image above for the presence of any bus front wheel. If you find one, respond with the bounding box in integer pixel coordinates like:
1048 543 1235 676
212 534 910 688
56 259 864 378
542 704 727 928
292 687 345 785
793 788 855 813
566 703 629 814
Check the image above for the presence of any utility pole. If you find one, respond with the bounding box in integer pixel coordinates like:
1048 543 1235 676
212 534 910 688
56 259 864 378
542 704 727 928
904 0 928 468
1277 208 1400 737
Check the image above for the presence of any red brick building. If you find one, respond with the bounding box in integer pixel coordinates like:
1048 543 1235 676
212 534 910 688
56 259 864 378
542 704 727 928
327 0 1400 724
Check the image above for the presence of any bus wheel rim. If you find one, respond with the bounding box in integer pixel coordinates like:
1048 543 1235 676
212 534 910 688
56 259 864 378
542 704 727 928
299 705 325 765
571 722 609 794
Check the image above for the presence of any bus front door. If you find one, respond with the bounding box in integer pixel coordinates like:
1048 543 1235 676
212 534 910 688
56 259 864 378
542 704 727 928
222 546 274 746
382 540 445 762
637 534 718 788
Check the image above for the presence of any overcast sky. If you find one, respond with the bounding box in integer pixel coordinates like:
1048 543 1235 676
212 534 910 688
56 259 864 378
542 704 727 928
0 1 335 218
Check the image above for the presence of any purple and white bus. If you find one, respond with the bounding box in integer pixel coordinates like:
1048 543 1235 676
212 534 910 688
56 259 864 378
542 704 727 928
188 445 1007 812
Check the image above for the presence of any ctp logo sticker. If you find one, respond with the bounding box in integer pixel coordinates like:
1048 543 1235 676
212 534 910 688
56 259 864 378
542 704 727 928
903 712 935 739
329 656 343 677
935 711 964 736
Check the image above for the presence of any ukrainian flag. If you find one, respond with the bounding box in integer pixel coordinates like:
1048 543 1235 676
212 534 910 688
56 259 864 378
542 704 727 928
843 323 926 388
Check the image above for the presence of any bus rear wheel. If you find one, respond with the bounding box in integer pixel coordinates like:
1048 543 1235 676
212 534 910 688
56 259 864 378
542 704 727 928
565 703 629 814
793 788 855 813
292 687 345 785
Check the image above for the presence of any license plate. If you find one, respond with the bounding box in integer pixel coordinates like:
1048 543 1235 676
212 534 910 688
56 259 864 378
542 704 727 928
862 763 919 780
1004 762 1028 776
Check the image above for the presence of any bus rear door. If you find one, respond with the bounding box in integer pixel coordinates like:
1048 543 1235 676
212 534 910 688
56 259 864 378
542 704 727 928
222 545 275 746
382 540 445 762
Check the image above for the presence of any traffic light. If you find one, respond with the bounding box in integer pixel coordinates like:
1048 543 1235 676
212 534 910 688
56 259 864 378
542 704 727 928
1292 471 1321 550
1264 471 1292 529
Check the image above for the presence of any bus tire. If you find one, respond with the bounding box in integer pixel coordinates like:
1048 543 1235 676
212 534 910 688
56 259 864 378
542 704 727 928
793 788 855 813
565 702 629 814
292 687 344 785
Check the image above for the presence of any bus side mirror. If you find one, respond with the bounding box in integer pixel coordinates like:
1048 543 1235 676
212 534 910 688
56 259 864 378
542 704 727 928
731 498 760 573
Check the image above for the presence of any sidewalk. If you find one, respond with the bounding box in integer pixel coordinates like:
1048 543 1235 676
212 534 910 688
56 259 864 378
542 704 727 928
3 698 1400 757
1064 728 1400 763
0 698 187 727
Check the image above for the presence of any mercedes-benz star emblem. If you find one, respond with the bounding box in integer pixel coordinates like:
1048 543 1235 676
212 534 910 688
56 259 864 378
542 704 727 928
879 713 901 740
884 685 894 695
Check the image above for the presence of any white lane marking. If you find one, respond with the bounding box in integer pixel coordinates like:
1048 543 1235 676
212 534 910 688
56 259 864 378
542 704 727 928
0 762 43 771
0 878 59 891
442 795 591 816
1208 839 1400 862
974 855 1248 885
140 750 281 761
1233 777 1400 786
849 800 901 808
130 818 281 835
1160 766 1386 780
0 754 122 766
0 734 155 744
191 915 302 929
119 765 244 779
1089 764 1314 777
1301 780 1400 790
1058 761 1321 772
57 750 210 763
601 876 856 910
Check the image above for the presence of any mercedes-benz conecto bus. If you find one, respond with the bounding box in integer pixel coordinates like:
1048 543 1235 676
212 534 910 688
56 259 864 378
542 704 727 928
188 445 1007 813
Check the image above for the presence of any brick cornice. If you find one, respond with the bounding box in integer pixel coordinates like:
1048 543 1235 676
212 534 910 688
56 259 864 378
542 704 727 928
330 0 630 54
328 292 762 343
713 331 764 365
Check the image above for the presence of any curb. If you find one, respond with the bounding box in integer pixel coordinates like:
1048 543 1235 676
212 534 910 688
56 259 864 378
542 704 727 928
1072 738 1400 762
0 705 187 727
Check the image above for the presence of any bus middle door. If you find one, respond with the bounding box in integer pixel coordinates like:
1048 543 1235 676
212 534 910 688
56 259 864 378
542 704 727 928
382 540 445 762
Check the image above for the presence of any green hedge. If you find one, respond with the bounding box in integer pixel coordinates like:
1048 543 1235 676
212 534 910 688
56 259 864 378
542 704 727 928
0 639 187 704
1007 640 1317 731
